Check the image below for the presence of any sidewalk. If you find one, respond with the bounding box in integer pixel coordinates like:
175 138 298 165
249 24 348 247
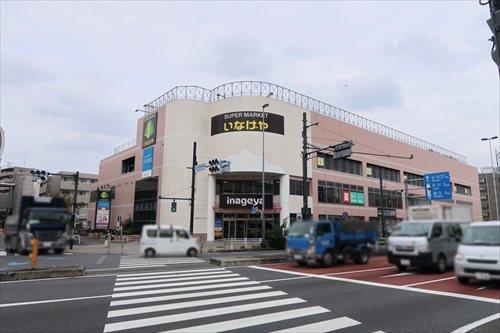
70 241 140 255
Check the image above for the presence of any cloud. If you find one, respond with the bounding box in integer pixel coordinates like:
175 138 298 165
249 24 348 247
0 53 56 86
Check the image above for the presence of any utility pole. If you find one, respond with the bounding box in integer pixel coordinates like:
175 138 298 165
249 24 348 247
379 177 386 238
189 142 197 234
71 171 79 249
302 112 309 220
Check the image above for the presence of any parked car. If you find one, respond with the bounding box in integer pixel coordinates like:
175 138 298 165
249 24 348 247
454 221 500 284
140 225 200 257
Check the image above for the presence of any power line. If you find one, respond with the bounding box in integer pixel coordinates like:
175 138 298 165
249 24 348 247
315 125 389 155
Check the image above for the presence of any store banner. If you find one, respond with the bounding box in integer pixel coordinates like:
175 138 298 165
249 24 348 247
211 111 284 136
350 191 365 205
142 146 154 178
142 113 158 148
220 194 273 209
95 188 112 229
342 190 351 204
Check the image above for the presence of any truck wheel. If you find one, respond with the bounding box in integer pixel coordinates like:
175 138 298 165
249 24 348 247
457 276 469 284
354 248 370 264
321 251 334 267
396 264 407 272
296 260 307 267
435 254 447 274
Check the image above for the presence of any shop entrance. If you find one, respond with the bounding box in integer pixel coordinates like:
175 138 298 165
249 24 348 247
219 213 277 239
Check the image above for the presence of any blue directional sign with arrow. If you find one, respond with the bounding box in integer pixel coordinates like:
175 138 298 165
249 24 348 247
424 171 452 200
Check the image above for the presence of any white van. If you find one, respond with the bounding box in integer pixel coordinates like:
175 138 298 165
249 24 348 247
140 225 200 257
454 221 500 284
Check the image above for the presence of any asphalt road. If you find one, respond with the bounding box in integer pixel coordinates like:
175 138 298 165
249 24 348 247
1 254 499 333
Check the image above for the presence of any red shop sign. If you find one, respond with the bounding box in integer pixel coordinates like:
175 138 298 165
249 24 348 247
342 190 351 204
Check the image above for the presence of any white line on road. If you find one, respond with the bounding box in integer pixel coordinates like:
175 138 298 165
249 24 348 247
0 294 112 307
103 298 306 332
96 255 106 265
113 277 249 292
110 285 273 307
250 266 500 304
115 268 224 277
107 291 286 318
270 316 361 333
403 277 455 287
116 270 230 282
114 272 239 286
325 266 395 276
111 281 261 298
259 276 311 283
451 313 500 333
379 272 414 278
166 306 331 333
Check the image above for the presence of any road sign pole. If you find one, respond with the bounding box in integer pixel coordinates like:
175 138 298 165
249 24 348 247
379 177 386 238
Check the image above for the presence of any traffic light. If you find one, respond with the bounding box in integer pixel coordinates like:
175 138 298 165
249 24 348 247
208 159 220 173
31 169 48 181
171 201 177 213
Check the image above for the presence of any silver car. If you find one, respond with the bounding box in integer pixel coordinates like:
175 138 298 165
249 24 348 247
454 221 500 284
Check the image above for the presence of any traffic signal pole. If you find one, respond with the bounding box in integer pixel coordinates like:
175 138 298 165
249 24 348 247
379 177 386 238
189 142 197 234
302 113 309 220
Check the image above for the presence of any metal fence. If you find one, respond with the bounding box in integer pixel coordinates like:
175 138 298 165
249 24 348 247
139 81 466 163
113 138 136 154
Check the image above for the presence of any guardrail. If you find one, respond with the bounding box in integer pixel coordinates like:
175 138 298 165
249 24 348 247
142 81 466 163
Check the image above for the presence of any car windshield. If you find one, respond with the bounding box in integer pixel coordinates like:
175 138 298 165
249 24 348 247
461 226 500 246
288 221 315 236
391 223 431 237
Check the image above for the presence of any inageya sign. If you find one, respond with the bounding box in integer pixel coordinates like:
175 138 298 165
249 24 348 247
211 112 284 136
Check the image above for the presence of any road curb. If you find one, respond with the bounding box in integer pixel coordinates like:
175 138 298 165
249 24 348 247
0 265 85 281
210 256 291 267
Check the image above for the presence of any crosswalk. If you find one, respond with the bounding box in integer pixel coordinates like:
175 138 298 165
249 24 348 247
118 255 205 269
104 267 379 333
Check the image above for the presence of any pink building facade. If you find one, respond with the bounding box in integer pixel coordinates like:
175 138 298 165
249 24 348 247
89 82 481 240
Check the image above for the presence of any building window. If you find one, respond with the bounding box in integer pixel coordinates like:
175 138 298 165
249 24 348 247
368 187 403 209
367 164 401 183
290 179 310 196
121 156 135 174
480 195 488 200
317 180 364 205
479 178 486 184
316 153 362 176
454 183 471 196
403 172 423 187
216 179 274 195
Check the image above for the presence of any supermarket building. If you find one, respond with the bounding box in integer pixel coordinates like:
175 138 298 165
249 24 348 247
89 81 481 240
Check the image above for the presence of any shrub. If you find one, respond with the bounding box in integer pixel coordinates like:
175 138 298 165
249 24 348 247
265 222 288 250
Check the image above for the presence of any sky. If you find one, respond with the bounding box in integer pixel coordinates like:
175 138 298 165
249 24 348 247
1 1 499 174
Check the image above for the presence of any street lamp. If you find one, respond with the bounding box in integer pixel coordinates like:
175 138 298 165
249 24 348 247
135 109 147 114
481 136 499 220
261 103 270 241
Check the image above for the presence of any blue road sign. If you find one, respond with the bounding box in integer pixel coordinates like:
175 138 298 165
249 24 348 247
424 171 452 200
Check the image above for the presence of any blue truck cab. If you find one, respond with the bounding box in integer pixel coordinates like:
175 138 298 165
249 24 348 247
286 219 379 267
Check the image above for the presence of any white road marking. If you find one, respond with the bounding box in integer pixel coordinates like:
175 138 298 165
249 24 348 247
114 272 239 286
103 298 306 332
259 276 311 283
271 316 361 333
379 272 414 278
403 277 455 287
110 285 273 306
112 281 261 298
96 255 106 265
113 277 249 292
476 286 487 290
451 313 500 333
166 306 331 333
107 291 286 318
116 268 224 278
250 266 500 304
119 262 203 267
116 270 229 282
325 266 395 276
0 250 7 256
0 294 112 307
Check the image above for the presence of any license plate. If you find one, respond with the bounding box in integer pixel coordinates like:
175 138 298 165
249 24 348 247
42 242 52 247
400 259 410 266
475 272 491 281
293 254 303 260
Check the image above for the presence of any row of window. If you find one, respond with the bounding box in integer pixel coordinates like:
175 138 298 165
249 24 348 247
317 181 364 205
146 229 190 239
316 154 363 176
455 183 471 196
60 190 90 196
367 187 403 209
122 157 136 174
215 179 277 195
289 179 310 196
367 164 401 183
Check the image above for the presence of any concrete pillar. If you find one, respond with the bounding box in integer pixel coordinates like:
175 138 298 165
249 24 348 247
206 174 215 241
280 174 290 227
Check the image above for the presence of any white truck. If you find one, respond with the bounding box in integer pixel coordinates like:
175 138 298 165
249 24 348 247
387 205 472 273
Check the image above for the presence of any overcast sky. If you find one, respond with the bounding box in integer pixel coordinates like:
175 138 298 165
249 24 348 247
1 1 499 174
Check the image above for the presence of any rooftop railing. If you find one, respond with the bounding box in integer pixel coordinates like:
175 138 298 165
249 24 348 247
113 138 136 154
142 81 466 163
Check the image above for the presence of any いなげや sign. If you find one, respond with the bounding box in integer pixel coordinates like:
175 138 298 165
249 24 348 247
211 112 284 136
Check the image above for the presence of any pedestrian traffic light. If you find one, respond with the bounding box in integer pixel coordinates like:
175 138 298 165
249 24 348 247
171 201 177 213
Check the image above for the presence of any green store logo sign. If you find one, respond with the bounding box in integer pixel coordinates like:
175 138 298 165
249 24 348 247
99 191 110 200
142 113 158 148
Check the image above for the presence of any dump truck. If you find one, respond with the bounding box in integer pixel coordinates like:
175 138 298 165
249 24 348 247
286 219 378 267
4 196 73 255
